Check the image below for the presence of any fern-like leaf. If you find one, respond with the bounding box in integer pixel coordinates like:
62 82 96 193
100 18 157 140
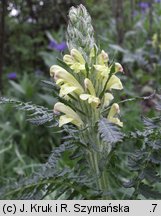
155 94 161 110
0 97 54 125
98 118 123 144
138 183 161 199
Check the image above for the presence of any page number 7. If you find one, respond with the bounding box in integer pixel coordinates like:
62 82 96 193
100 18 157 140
151 204 157 212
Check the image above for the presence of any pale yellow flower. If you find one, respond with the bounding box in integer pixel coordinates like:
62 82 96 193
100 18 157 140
80 78 100 106
108 103 123 127
106 75 123 90
89 47 95 59
103 93 114 108
97 50 109 65
59 84 78 97
50 65 84 96
54 102 83 127
63 49 85 73
94 62 123 78
115 62 123 73
70 49 85 64
80 94 100 106
94 64 110 78
84 78 96 96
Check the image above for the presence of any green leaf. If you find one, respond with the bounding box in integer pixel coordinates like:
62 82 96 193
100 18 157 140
138 183 161 199
142 117 159 129
98 118 123 144
109 44 127 53
142 166 161 183
9 81 25 95
0 97 54 126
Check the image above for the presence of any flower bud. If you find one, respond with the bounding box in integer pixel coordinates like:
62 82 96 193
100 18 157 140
108 103 123 127
115 62 123 73
97 50 109 65
71 49 85 64
84 78 96 96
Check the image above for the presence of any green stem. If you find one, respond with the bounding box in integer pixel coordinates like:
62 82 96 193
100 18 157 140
88 150 110 199
80 100 110 199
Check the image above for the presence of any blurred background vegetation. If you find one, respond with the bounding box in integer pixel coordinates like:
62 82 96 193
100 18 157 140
0 0 161 193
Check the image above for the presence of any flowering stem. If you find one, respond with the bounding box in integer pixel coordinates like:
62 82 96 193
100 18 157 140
84 117 110 199
88 149 110 199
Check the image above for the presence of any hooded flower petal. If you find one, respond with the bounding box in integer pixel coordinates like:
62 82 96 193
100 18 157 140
89 47 95 59
108 103 123 127
106 75 123 90
70 62 85 73
103 93 114 108
71 49 85 64
94 65 110 78
80 94 100 106
84 78 96 96
54 102 83 127
59 115 74 127
79 94 89 100
115 62 123 73
59 83 78 97
63 54 75 65
63 49 86 73
97 50 109 65
50 65 84 94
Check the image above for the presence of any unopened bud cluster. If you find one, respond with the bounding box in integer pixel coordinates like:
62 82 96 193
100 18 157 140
66 4 96 61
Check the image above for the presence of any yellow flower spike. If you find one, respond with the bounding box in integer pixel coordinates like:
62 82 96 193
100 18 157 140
84 78 96 96
108 103 123 127
50 65 84 94
71 49 85 64
106 75 123 90
103 93 114 108
54 102 83 127
115 62 123 73
97 50 109 65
